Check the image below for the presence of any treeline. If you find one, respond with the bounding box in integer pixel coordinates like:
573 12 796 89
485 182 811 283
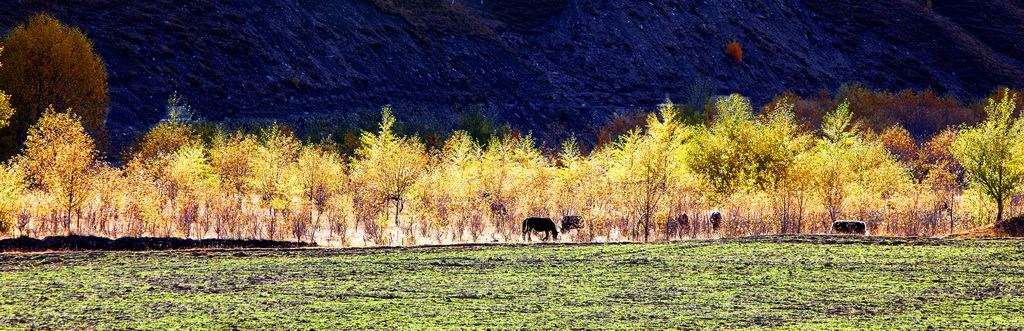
4 14 1024 245
2 89 1024 245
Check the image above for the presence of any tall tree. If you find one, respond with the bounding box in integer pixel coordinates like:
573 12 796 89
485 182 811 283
351 107 428 244
17 108 97 235
0 14 109 158
609 100 689 241
952 89 1024 224
0 47 12 130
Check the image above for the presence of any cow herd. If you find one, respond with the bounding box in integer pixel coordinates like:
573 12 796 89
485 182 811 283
521 212 868 242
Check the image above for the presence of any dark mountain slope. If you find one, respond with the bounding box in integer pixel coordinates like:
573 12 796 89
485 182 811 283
2 0 1023 146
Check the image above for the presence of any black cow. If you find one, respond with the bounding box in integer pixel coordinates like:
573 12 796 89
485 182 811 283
561 216 584 233
709 211 722 232
666 213 690 238
832 220 867 235
523 217 558 241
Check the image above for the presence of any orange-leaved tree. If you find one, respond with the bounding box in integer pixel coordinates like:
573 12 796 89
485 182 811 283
0 14 109 158
725 40 743 63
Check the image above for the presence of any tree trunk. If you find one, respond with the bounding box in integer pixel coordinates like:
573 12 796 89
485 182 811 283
949 201 955 236
997 199 1005 225
66 193 74 236
394 199 402 244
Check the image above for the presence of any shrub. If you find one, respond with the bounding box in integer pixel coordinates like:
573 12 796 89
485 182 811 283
0 14 109 158
0 90 11 131
126 94 202 166
0 47 11 130
459 107 497 146
725 40 743 63
776 84 980 138
597 111 647 148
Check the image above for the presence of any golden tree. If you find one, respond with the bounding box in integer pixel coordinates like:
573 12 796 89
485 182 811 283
922 129 960 234
808 100 857 225
806 101 910 232
0 47 12 130
552 138 587 221
165 144 218 238
755 98 812 233
0 90 11 131
127 122 198 165
17 108 97 235
248 126 301 240
0 14 109 157
476 133 549 240
209 132 259 238
607 100 689 241
351 107 428 244
0 161 25 236
415 131 482 242
295 144 346 242
552 137 614 240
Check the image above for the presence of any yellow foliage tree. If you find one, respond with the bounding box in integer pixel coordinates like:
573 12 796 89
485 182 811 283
415 131 484 242
806 100 910 232
295 144 346 242
351 106 428 244
607 100 690 241
0 47 12 131
209 132 260 238
166 144 218 237
17 108 97 235
0 14 109 157
0 162 25 236
128 94 202 166
249 126 301 240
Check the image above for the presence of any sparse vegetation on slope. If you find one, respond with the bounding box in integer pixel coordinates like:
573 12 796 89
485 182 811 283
3 0 1024 147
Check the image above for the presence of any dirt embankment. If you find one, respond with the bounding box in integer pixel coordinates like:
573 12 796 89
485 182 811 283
950 216 1024 238
0 235 314 253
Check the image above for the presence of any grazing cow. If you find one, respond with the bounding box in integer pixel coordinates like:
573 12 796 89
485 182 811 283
709 211 722 232
832 220 867 235
560 216 584 233
666 213 690 239
523 217 558 241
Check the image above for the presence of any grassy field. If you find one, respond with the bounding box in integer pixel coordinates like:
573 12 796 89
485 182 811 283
1 236 1023 329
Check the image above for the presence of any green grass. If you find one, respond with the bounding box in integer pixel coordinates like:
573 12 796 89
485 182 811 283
2 236 1024 329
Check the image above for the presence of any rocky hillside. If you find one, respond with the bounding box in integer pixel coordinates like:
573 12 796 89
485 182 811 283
3 0 1024 146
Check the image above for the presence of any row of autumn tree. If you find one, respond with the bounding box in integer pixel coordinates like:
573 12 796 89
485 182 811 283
2 87 1024 245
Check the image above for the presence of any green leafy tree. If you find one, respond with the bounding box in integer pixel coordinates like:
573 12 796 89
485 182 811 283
689 95 810 198
952 89 1024 224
